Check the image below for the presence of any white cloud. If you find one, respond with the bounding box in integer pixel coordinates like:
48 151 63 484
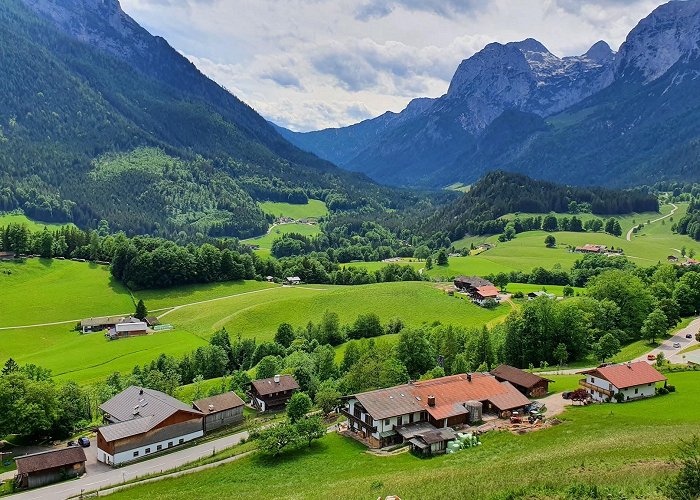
120 0 670 131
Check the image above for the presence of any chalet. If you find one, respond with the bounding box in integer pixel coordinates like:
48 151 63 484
472 285 500 306
574 244 607 254
97 386 203 466
0 251 15 261
14 447 86 489
193 392 245 432
578 361 667 403
286 276 302 285
342 373 530 448
527 291 556 300
453 276 493 293
491 364 552 397
250 374 299 412
80 315 128 334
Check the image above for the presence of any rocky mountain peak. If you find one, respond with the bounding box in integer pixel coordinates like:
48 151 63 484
584 40 615 63
615 0 700 82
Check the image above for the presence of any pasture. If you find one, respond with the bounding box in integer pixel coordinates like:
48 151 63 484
110 371 700 500
258 199 328 219
242 222 321 258
0 213 73 231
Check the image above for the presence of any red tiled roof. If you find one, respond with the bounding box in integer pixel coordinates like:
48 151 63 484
353 373 530 421
475 286 499 298
251 375 299 396
579 361 666 389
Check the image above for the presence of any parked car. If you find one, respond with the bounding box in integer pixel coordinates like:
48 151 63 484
77 437 90 447
673 342 681 348
647 354 656 361
686 334 693 339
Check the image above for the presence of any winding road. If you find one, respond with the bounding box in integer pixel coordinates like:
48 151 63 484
626 202 678 242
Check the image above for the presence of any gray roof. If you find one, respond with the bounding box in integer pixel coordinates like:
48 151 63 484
15 447 86 475
99 386 201 442
193 392 245 414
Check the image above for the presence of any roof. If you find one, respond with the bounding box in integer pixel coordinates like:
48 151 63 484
80 315 127 327
579 361 666 389
475 285 499 298
454 276 493 288
144 316 159 326
352 373 530 421
115 322 148 333
491 364 552 389
419 428 456 445
99 386 201 442
684 351 700 365
193 392 245 414
576 244 606 252
286 276 301 282
251 375 299 396
15 447 86 475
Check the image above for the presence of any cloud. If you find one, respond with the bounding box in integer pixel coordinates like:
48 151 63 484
355 0 482 20
259 67 304 89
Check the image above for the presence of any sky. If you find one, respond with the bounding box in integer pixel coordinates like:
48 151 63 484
119 0 668 132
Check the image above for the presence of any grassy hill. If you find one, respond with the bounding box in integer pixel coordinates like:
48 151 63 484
0 213 74 232
258 199 328 220
108 371 700 499
242 223 322 259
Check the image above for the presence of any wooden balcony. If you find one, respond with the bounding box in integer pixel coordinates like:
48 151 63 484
579 380 613 397
340 409 377 433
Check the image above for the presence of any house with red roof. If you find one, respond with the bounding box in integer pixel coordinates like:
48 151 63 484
578 361 666 403
472 285 500 306
341 373 530 449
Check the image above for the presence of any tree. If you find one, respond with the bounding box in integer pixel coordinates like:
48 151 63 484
256 355 281 380
258 422 299 456
641 308 668 344
210 328 233 369
396 328 436 378
542 214 558 232
594 333 621 362
314 384 341 414
2 358 19 375
656 351 666 367
662 436 700 500
562 286 574 297
295 416 325 447
286 392 312 423
275 323 295 348
544 235 556 248
134 299 148 320
317 310 344 346
436 249 448 266
347 313 383 340
451 353 470 375
553 343 568 368
413 245 430 260
425 256 433 270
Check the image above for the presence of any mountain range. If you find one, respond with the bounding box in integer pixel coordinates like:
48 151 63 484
278 0 700 188
0 0 414 237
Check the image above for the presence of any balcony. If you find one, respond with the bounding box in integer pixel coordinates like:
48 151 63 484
579 379 613 397
340 409 377 433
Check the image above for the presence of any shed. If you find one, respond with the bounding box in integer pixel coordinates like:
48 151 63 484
250 374 299 412
286 276 302 285
193 392 245 432
0 251 15 261
14 447 86 489
491 364 552 397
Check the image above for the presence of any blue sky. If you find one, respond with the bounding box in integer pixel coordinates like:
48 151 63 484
120 0 669 131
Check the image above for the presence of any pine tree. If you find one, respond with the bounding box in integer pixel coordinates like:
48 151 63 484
134 299 148 320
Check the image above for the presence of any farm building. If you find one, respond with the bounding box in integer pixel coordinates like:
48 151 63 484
472 285 500 306
683 258 700 267
81 315 128 333
491 364 552 397
144 316 160 328
250 374 299 412
286 276 302 285
527 291 556 300
14 447 86 489
668 255 679 262
107 321 148 339
97 386 203 466
342 373 530 448
0 251 15 261
193 392 245 432
453 276 493 293
578 362 667 403
574 244 607 254
399 423 456 457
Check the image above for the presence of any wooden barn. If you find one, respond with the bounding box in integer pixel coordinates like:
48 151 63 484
490 364 552 397
193 392 245 432
14 447 86 489
250 374 299 412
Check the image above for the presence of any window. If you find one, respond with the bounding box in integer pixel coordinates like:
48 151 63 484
157 445 162 451
145 448 151 454
168 442 173 448
179 439 184 444
384 419 390 426
634 388 639 394
409 413 414 424
590 377 595 384
133 451 139 457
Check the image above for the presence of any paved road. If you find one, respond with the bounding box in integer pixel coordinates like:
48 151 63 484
626 203 678 241
633 316 699 364
9 431 249 500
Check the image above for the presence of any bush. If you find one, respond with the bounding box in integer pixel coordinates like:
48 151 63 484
667 385 676 393
512 291 524 299
614 392 624 403
657 387 669 395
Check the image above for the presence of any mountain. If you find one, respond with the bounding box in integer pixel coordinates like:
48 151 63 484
0 0 412 237
280 0 700 188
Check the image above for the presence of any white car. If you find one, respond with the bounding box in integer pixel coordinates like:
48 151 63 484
673 342 681 348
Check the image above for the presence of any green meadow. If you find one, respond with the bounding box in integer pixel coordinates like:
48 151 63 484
242 223 321 258
0 213 74 231
110 371 700 500
258 199 328 219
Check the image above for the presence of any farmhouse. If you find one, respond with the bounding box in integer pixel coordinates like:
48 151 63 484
472 285 500 306
342 373 530 448
578 361 667 403
575 244 607 254
286 276 302 285
97 386 203 466
250 374 299 412
667 255 679 262
193 392 245 432
107 321 149 339
453 276 493 293
80 315 128 333
683 258 700 267
491 364 552 397
14 447 86 489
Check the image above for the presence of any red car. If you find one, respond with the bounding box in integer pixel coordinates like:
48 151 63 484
647 354 656 361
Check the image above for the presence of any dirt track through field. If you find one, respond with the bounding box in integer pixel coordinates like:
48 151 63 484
626 203 678 241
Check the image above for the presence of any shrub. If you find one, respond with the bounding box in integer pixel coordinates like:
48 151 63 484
512 291 524 299
657 387 669 395
667 385 676 393
614 392 624 403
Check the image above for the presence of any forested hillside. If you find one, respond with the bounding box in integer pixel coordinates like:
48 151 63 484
0 0 416 238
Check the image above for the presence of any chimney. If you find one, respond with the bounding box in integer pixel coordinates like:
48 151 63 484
139 388 144 395
274 374 281 384
208 404 215 411
428 395 436 407
467 373 472 382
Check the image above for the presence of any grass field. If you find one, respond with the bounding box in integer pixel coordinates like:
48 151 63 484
0 213 74 231
109 371 700 500
258 199 328 219
0 259 134 327
242 223 321 258
162 282 509 344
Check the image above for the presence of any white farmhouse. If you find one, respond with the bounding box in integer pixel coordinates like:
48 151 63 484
578 361 667 402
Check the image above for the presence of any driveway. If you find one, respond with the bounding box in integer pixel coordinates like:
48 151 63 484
10 430 249 500
539 391 572 418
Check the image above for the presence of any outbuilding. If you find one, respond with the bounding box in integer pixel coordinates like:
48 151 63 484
193 392 245 432
14 447 86 489
250 374 299 412
491 364 552 397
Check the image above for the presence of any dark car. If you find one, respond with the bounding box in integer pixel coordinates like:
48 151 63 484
686 334 693 339
77 437 90 447
562 391 572 400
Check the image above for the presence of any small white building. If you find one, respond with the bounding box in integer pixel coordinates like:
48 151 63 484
578 361 667 403
286 276 302 285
